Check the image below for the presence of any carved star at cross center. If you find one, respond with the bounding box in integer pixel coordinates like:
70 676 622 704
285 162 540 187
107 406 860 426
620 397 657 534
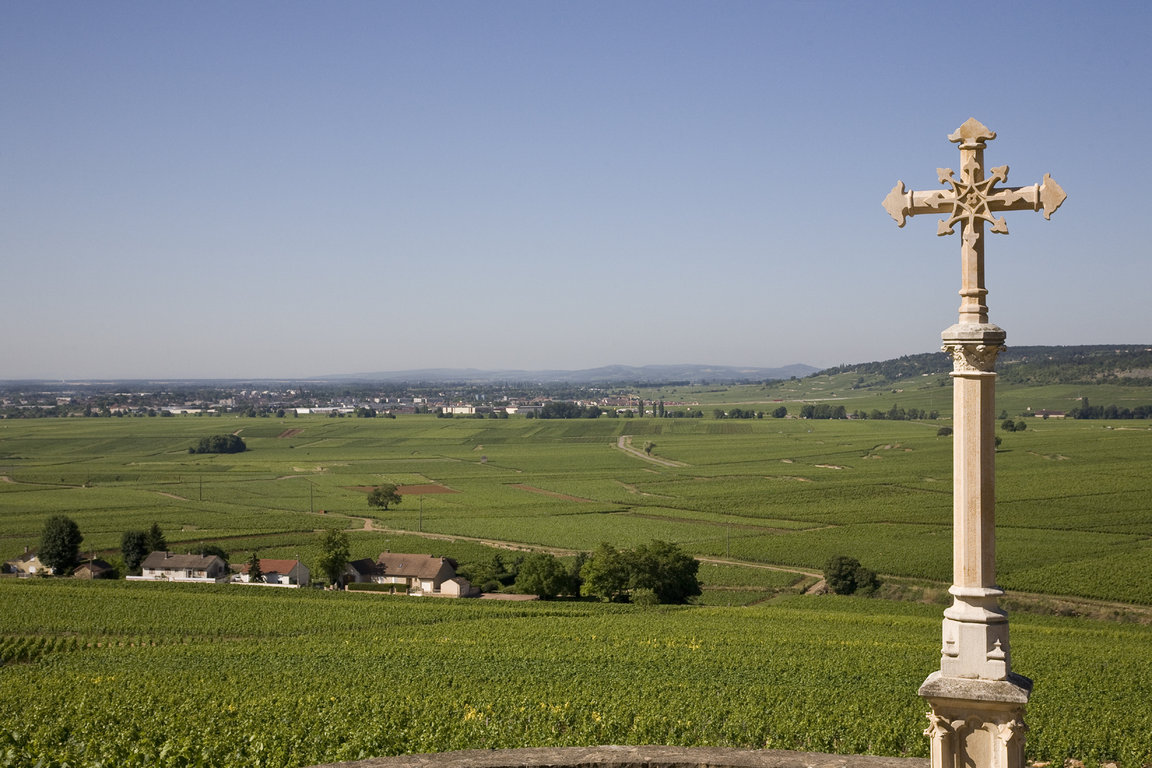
938 166 1011 236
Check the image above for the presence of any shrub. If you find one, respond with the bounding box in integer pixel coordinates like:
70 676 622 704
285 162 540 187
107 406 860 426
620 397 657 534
823 555 881 596
189 434 246 454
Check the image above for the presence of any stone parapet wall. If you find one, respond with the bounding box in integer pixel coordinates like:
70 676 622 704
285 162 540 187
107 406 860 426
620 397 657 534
307 746 929 768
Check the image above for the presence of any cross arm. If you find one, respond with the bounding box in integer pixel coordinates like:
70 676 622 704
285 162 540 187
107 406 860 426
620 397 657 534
986 174 1067 220
882 181 954 227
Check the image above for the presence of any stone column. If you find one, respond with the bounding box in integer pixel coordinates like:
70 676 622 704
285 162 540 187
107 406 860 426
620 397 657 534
920 324 1030 768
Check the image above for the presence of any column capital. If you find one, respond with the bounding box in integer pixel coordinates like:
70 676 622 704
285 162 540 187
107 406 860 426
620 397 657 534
942 324 1005 374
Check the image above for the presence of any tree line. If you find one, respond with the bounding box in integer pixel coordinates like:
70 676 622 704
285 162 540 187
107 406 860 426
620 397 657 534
1067 398 1152 420
462 540 702 604
313 531 702 605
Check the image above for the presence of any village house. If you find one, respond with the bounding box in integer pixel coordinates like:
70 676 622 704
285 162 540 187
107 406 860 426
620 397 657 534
128 552 229 583
231 558 310 587
2 548 52 577
73 558 115 580
344 557 383 584
345 552 476 596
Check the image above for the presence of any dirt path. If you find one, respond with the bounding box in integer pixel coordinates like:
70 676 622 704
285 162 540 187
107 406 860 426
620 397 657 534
509 484 594 503
697 556 821 580
616 436 688 467
343 516 579 556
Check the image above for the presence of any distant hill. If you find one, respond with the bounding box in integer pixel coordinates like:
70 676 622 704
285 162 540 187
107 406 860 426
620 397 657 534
817 345 1152 386
325 363 820 385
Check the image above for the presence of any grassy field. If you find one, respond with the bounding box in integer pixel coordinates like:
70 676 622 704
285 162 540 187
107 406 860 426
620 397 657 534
3 413 1150 603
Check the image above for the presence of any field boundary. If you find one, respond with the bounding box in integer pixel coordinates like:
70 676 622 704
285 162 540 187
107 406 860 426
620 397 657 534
616 435 688 467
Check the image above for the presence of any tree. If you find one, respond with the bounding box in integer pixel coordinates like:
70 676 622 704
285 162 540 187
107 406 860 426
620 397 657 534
121 530 149 573
539 401 599 419
459 553 520 593
628 540 701 604
1015 419 1027 432
1001 419 1017 432
247 551 264 583
316 529 350 587
367 483 402 511
823 555 880 596
192 543 229 564
189 434 246 454
145 522 167 554
580 543 631 602
772 406 788 418
580 541 700 604
643 441 655 456
566 551 587 597
40 515 83 575
515 553 570 599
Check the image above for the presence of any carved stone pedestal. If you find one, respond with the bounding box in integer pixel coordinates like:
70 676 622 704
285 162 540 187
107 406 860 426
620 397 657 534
920 672 1031 768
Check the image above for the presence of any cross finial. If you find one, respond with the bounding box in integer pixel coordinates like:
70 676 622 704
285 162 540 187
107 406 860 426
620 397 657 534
883 119 1066 324
948 117 996 147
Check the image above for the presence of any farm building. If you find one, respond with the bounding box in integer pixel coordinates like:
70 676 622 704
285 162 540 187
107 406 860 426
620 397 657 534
346 553 475 596
73 558 115 579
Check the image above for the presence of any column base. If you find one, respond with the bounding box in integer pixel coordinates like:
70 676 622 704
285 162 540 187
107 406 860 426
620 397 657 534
940 586 1011 679
919 671 1032 768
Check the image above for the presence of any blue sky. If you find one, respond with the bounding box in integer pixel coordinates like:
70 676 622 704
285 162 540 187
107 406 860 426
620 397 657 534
2 1 1149 379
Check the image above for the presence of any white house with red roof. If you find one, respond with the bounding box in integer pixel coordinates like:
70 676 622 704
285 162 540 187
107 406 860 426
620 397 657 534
231 558 310 587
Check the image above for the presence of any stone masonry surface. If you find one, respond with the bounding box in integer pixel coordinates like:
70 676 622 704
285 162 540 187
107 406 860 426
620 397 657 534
305 746 930 768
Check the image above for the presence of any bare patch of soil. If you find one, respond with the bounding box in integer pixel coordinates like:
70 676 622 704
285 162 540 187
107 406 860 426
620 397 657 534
278 428 303 439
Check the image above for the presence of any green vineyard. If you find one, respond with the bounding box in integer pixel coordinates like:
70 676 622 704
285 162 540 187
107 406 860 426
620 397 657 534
1 580 1150 768
2 413 1152 767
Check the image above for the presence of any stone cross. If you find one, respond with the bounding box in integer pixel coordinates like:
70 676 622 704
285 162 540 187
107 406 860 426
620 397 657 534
884 117 1065 325
883 118 1065 768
